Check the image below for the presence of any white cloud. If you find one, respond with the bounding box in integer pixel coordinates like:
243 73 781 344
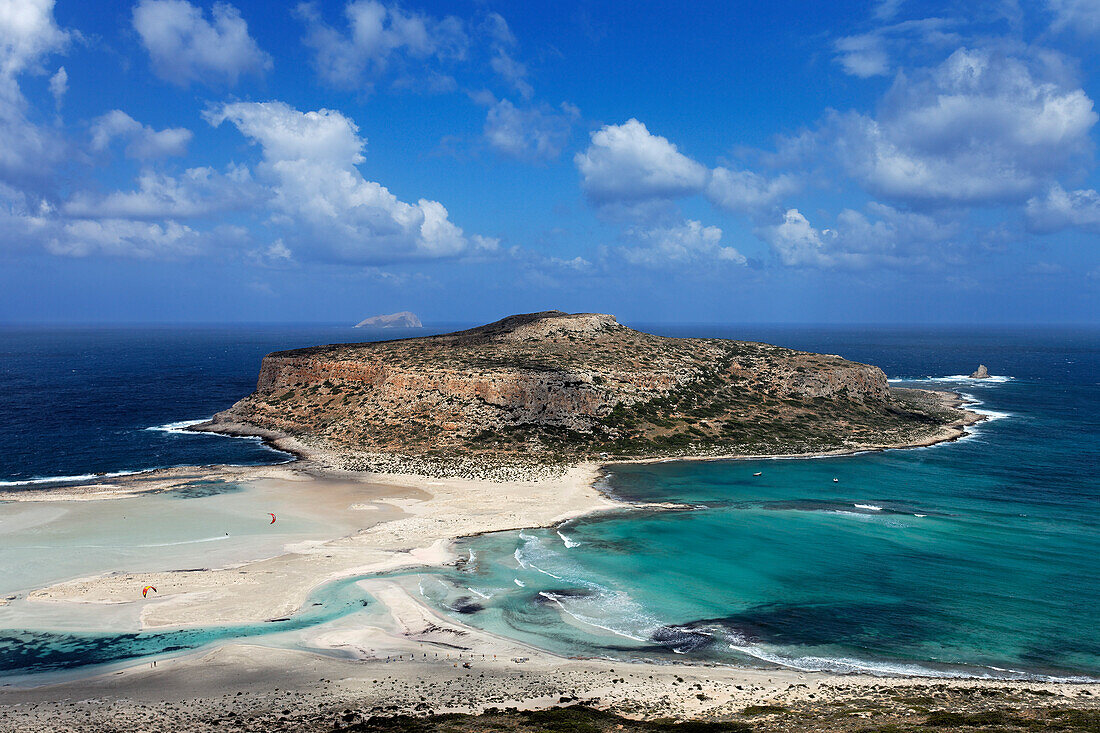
483 98 577 160
297 0 466 88
482 12 531 99
48 65 65 106
1048 0 1100 35
1026 184 1100 233
265 239 292 260
831 19 959 79
819 48 1097 205
757 203 955 267
0 104 61 185
621 219 745 267
247 237 294 267
0 0 69 102
489 49 531 99
0 178 225 259
206 100 475 263
575 119 708 212
834 34 890 78
132 0 271 87
63 165 262 219
705 166 797 218
875 0 905 20
757 209 834 267
0 0 69 184
90 110 192 159
547 255 591 271
47 218 200 258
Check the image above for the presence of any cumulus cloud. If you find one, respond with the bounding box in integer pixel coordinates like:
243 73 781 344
1026 184 1100 233
0 0 70 185
816 48 1098 206
0 177 231 260
575 119 708 215
705 166 798 218
297 0 466 88
483 98 577 160
573 118 802 266
756 203 955 267
205 100 475 263
132 0 271 87
0 0 70 102
46 218 200 258
757 209 834 267
63 165 262 219
90 110 193 159
620 220 745 267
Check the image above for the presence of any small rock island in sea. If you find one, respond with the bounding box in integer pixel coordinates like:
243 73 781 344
202 311 976 474
970 364 990 378
354 311 422 328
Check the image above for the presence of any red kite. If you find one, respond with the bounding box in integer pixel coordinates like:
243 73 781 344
268 513 276 524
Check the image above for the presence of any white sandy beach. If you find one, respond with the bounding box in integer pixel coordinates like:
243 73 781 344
3 404 1097 730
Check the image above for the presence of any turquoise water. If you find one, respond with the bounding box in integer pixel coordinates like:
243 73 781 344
1 326 1097 682
0 575 377 681
405 366 1100 681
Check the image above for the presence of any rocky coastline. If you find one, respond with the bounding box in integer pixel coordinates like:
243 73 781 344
195 311 982 479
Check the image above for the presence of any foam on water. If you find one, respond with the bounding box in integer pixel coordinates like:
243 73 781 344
557 530 581 548
0 469 148 487
146 418 295 459
537 589 655 643
5 325 1098 681
408 354 1100 683
145 418 211 434
889 375 1015 386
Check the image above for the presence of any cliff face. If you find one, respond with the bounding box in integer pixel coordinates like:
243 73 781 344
209 311 954 460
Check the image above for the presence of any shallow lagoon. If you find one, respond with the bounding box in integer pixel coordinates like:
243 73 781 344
1 326 1096 683
406 371 1100 681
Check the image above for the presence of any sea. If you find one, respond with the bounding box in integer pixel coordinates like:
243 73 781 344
0 324 1097 682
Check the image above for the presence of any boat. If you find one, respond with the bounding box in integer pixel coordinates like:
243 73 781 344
753 472 762 477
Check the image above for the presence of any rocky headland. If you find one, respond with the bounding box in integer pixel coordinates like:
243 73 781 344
199 311 979 475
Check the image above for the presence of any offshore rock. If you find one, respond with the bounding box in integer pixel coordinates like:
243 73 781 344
354 312 422 328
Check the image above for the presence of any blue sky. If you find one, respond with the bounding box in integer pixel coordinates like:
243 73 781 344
0 0 1098 324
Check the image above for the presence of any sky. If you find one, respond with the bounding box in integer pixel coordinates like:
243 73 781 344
0 0 1098 325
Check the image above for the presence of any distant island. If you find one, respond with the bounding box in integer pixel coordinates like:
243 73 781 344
202 311 979 474
353 311 422 328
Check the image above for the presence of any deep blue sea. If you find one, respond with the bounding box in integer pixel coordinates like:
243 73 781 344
0 324 1097 681
0 325 438 485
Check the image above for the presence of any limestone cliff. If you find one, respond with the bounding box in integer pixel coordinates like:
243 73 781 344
206 311 966 461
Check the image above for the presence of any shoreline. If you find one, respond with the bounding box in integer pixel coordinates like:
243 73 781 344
1 388 986 636
190 387 985 478
5 386 1083 728
0 387 981 502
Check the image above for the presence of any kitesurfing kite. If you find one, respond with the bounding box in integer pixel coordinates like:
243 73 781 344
142 585 156 598
268 512 277 524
